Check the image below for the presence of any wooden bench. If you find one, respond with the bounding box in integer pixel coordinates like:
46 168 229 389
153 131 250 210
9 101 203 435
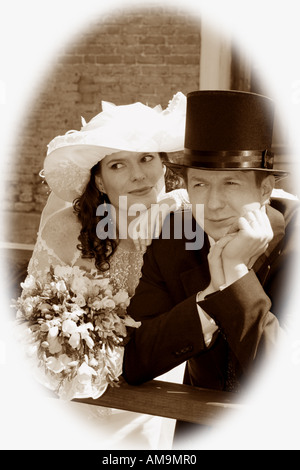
3 243 242 426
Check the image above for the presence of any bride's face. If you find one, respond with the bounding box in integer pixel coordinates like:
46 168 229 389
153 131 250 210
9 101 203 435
96 151 165 211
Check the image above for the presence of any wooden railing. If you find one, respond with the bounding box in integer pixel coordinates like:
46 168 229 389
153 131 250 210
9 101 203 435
73 378 242 426
3 243 242 426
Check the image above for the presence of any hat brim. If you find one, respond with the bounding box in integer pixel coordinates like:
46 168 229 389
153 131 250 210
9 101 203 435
165 161 289 180
44 144 183 202
43 93 187 201
44 145 123 202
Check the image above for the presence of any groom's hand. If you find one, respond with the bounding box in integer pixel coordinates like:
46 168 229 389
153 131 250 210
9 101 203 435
223 208 273 265
221 208 273 285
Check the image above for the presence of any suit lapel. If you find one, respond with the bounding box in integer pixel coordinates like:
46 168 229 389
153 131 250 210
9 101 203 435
179 234 211 297
252 205 286 284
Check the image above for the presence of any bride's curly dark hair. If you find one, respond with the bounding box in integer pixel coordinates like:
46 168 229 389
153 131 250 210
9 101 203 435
73 152 184 272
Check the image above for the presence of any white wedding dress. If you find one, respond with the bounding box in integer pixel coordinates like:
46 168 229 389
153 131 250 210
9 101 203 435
24 192 184 450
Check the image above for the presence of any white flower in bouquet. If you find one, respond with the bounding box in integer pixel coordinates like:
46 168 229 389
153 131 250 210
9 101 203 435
12 266 141 400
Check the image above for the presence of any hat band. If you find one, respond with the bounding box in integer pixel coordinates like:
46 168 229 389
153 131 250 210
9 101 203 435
182 149 274 169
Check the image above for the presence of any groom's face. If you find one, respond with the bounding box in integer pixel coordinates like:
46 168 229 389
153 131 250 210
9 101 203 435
186 168 266 241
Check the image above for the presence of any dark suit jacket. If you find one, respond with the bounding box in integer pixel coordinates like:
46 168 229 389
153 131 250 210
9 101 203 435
123 197 299 391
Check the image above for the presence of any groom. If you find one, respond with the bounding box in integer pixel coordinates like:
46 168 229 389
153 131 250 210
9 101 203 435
123 90 299 397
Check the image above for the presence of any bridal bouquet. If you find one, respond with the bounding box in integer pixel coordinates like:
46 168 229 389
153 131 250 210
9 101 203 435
13 265 141 400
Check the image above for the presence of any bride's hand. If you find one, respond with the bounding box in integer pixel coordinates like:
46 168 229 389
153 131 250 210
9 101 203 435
131 198 177 251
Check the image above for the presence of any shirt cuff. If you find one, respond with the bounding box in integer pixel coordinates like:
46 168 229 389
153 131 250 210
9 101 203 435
196 292 218 346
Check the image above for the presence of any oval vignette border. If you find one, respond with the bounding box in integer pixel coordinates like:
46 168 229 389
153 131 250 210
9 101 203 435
1 0 300 451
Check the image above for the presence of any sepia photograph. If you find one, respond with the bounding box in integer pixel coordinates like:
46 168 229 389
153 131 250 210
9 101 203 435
1 0 300 451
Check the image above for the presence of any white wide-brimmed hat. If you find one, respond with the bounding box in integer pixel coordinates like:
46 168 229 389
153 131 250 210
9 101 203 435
43 92 186 202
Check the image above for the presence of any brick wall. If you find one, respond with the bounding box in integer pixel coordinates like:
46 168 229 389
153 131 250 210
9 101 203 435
2 6 201 244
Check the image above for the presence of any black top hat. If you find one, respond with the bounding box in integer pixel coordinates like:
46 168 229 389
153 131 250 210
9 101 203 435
168 90 288 178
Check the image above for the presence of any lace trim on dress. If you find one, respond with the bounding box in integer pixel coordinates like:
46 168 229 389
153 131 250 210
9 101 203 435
27 227 145 298
27 233 67 282
108 246 145 297
70 250 82 267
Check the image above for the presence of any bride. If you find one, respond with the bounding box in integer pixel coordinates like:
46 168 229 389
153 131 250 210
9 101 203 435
18 92 188 449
